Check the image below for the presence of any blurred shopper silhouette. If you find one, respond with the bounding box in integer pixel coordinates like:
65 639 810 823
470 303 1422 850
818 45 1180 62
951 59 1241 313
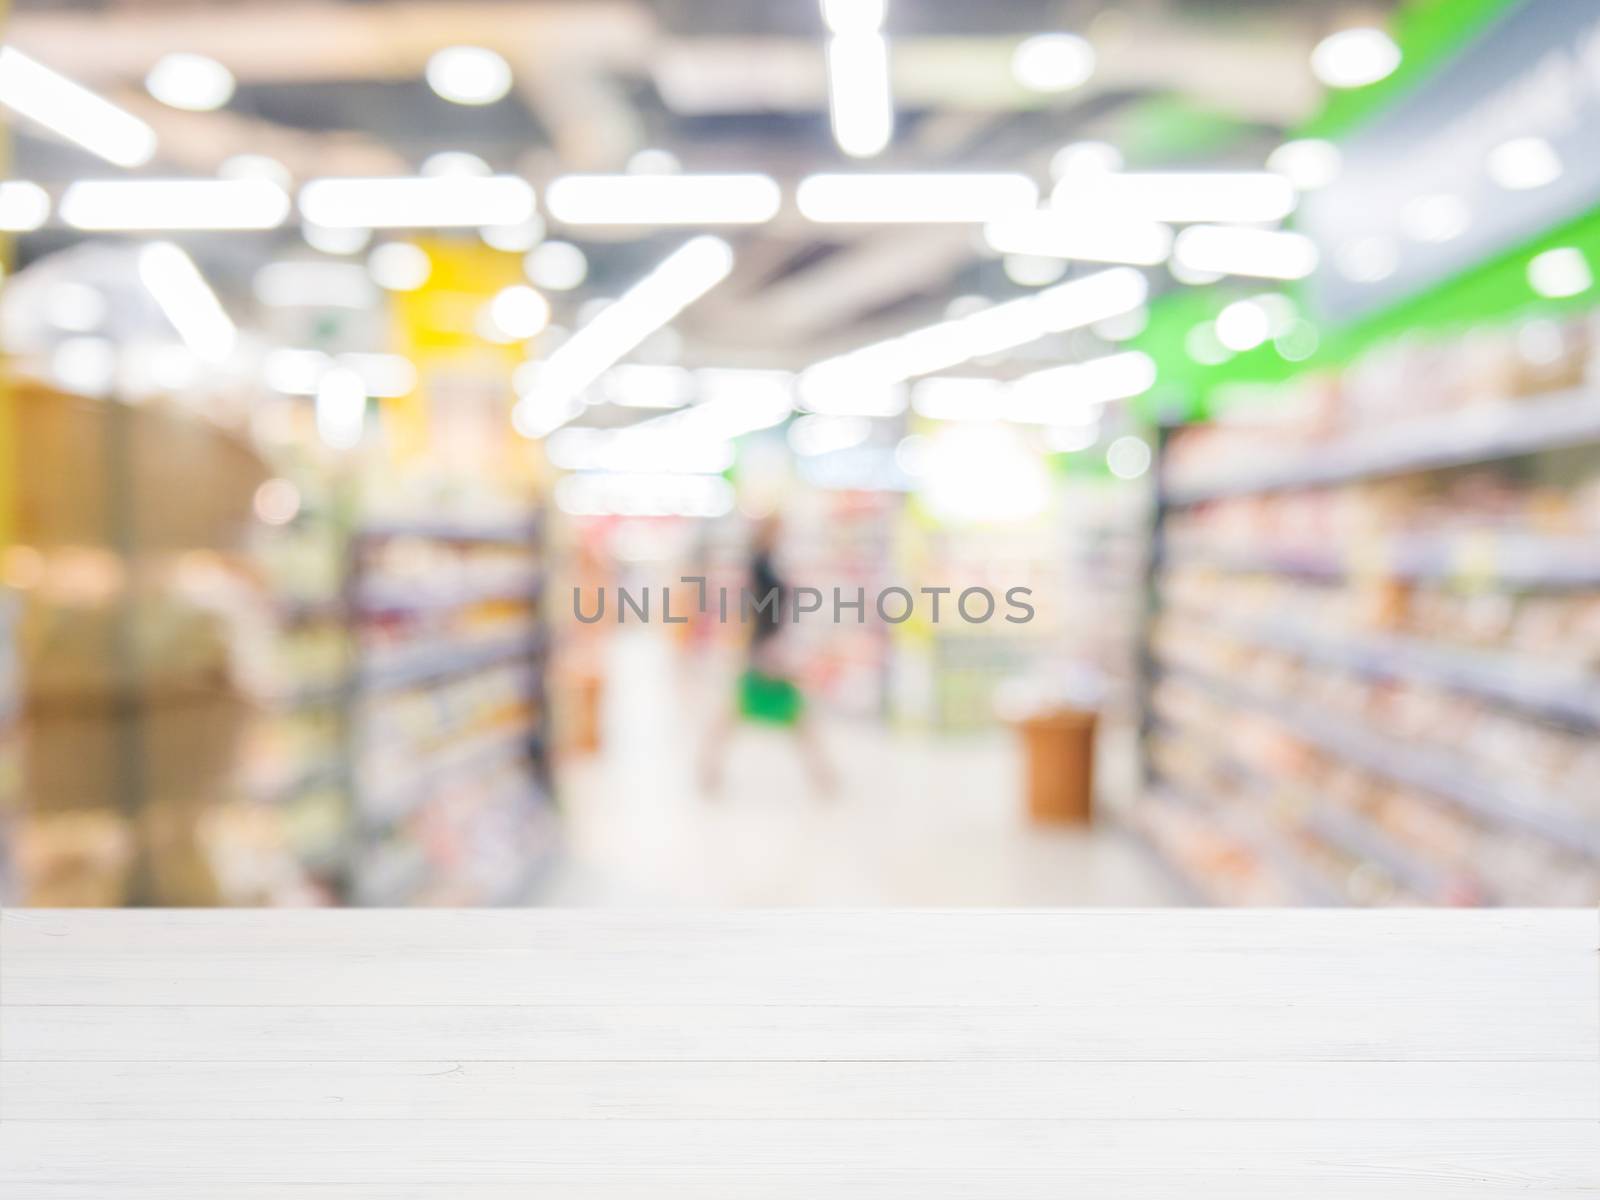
701 514 835 796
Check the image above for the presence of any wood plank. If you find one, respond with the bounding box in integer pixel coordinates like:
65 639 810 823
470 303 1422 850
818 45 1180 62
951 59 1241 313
3 1120 1596 1184
13 1176 1600 1200
4 1060 1593 1121
5 908 1592 956
4 1000 1593 1062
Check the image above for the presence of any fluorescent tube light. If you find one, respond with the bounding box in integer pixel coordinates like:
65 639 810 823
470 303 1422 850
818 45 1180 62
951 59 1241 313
1009 351 1156 420
545 174 781 225
1056 171 1297 224
138 242 237 364
0 180 49 232
788 414 872 457
1172 224 1319 280
1311 28 1401 89
61 179 291 231
426 46 512 106
983 209 1173 266
0 46 156 167
516 237 735 436
1011 33 1095 93
299 175 535 229
802 267 1147 399
315 367 367 449
827 32 894 159
145 52 235 112
912 377 1007 421
821 0 886 34
596 365 695 409
797 173 1038 223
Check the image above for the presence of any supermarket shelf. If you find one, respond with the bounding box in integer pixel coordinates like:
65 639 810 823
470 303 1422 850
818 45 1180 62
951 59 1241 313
1151 716 1481 905
1163 533 1600 588
1165 387 1600 504
356 575 543 614
355 518 540 545
1149 773 1349 907
1300 804 1479 905
1198 611 1600 729
359 631 543 692
1162 661 1600 860
358 718 541 830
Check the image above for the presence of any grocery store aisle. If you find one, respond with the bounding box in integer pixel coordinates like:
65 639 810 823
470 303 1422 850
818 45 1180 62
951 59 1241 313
542 631 1177 906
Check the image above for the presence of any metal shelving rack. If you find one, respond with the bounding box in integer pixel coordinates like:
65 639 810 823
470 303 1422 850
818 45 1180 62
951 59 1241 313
341 515 555 906
1136 389 1600 906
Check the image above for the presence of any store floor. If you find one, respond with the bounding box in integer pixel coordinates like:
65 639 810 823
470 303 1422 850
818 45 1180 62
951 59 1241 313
540 630 1179 907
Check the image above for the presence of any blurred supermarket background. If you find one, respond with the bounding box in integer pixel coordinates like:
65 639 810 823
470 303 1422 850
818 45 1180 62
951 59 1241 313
1 0 1598 908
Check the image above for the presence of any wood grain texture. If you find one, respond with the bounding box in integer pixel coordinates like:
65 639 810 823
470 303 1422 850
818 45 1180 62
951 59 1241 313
1 909 1596 1197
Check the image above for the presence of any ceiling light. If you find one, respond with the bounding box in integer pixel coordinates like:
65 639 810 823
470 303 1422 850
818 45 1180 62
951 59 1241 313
420 151 492 178
912 377 1006 421
983 209 1173 266
315 367 367 449
827 31 894 158
481 215 545 252
1106 435 1152 480
596 364 694 409
821 0 886 34
1335 235 1398 283
0 180 49 232
1185 322 1232 365
1172 225 1319 280
1401 193 1471 243
1266 139 1341 191
486 284 551 340
1045 425 1098 453
1050 141 1122 181
61 178 290 231
303 223 372 255
254 261 376 309
1007 351 1156 423
299 175 534 229
1275 319 1319 362
0 46 157 167
366 242 432 291
138 242 236 364
545 173 781 225
1527 247 1592 299
1311 27 1401 88
1486 136 1562 191
263 349 416 398
1003 254 1068 287
685 369 798 434
519 236 735 432
1059 171 1297 223
219 154 292 189
1011 33 1096 93
789 415 872 457
1093 307 1147 341
425 46 512 106
525 240 587 291
1213 299 1272 352
797 173 1038 223
145 52 235 112
627 148 682 175
803 266 1147 395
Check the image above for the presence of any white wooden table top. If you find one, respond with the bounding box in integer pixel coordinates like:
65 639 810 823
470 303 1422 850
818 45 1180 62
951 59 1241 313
1 909 1596 1197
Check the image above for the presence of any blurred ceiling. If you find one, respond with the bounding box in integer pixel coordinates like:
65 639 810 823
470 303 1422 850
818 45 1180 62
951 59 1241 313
4 0 1396 369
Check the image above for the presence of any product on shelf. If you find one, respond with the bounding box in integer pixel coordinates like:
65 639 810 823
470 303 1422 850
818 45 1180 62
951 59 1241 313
1142 315 1600 906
